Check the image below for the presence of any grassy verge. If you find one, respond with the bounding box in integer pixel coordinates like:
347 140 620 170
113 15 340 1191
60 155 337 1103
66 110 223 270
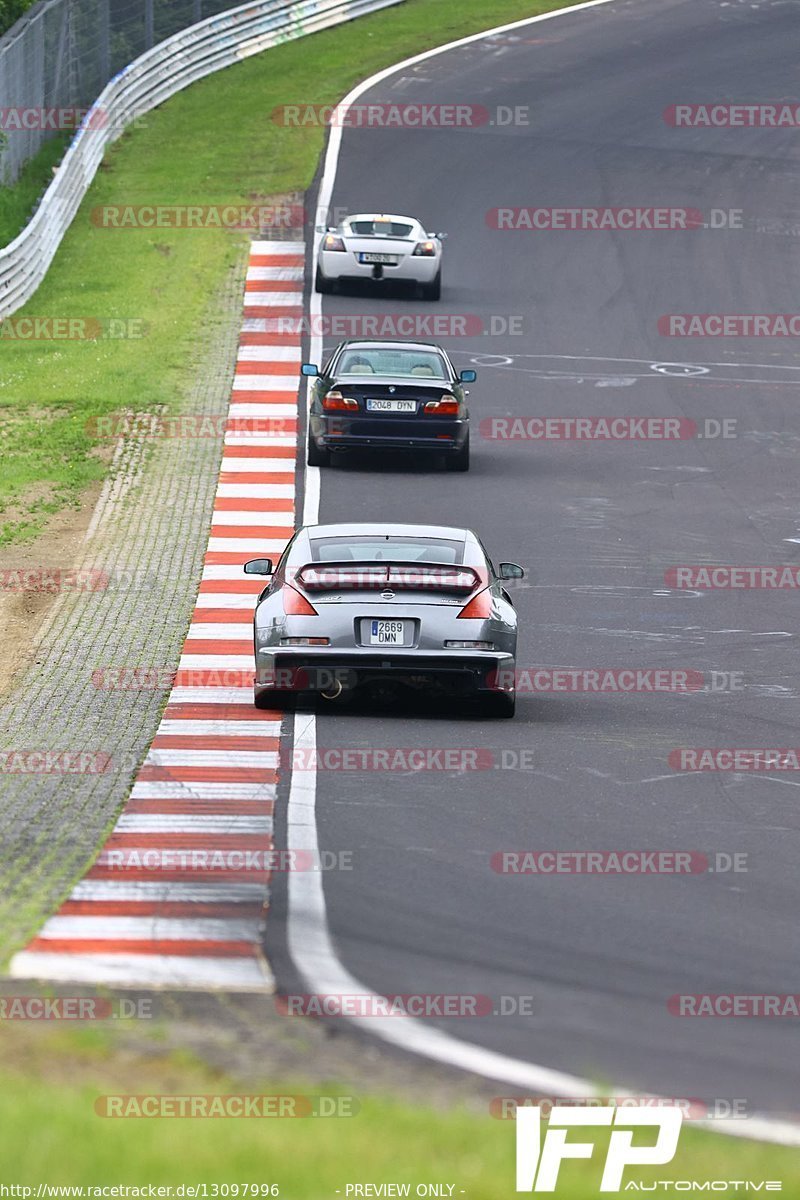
0 1022 797 1193
0 0 578 545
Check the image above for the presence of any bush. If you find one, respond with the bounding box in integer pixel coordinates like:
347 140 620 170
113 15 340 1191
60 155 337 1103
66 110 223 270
0 0 36 37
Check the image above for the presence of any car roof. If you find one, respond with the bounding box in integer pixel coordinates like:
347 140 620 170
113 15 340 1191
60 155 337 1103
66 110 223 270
333 340 446 354
343 213 420 225
305 522 470 541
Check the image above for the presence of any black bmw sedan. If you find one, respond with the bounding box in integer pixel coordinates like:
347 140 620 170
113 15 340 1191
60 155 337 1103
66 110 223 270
302 340 474 471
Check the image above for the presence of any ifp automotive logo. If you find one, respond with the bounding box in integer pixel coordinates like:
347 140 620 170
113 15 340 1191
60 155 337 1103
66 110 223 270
515 1105 682 1192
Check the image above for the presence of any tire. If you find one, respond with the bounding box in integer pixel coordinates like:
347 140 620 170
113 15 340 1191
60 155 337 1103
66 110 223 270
421 271 441 301
254 689 295 711
307 435 331 467
315 266 334 294
445 431 470 472
478 691 516 718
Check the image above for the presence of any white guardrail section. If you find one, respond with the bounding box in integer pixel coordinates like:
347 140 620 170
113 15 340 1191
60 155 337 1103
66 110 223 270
0 0 404 319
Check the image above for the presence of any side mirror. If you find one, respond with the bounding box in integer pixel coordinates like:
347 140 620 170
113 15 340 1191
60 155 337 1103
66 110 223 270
244 558 273 576
498 562 524 580
459 369 477 383
437 232 448 240
301 363 319 377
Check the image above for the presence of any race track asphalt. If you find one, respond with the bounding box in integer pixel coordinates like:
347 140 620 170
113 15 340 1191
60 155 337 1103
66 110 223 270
271 0 800 1113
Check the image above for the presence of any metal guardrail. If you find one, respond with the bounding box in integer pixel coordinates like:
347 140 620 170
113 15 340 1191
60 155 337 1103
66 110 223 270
0 0 404 319
0 0 236 186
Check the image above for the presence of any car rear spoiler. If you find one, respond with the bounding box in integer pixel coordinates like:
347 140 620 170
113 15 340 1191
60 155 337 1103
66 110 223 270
293 561 481 595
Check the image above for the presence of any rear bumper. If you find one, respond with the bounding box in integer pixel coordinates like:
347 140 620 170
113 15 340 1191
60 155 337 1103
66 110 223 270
311 414 468 454
254 649 515 698
318 252 439 283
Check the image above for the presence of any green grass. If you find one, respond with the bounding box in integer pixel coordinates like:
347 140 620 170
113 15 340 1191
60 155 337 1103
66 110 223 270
0 0 579 545
0 1024 798 1194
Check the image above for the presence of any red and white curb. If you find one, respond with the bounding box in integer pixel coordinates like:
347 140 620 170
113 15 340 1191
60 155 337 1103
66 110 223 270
10 241 304 991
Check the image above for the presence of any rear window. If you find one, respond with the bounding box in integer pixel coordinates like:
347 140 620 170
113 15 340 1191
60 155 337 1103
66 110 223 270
309 535 464 565
347 220 414 238
337 348 448 379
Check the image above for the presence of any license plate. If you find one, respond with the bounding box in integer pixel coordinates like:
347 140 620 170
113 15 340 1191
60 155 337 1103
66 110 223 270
359 252 399 264
366 398 416 413
370 619 405 645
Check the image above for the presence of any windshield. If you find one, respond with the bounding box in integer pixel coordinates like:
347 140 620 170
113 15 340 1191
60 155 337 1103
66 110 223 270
347 220 414 238
309 535 464 564
337 348 448 379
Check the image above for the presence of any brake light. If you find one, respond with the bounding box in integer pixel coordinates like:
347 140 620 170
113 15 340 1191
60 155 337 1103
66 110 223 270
457 589 493 619
423 394 459 416
413 241 437 257
322 234 345 251
322 390 358 412
283 585 318 616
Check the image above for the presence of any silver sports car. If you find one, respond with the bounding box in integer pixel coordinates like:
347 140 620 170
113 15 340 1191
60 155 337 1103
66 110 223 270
245 522 524 716
315 213 444 299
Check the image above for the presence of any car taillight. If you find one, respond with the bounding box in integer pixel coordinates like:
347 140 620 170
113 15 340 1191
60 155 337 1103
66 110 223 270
457 589 493 619
423 394 459 416
322 390 358 412
322 234 345 251
413 241 437 256
283 585 318 616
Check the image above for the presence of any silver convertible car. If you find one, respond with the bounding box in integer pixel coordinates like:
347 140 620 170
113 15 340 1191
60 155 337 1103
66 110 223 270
245 522 524 716
315 213 444 299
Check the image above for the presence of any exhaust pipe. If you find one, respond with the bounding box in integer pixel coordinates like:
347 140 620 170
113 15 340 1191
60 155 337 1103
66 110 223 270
321 677 343 700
